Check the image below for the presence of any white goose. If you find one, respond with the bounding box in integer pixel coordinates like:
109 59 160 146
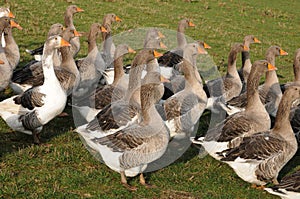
0 35 70 143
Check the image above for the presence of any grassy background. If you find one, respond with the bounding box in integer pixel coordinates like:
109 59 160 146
1 0 300 198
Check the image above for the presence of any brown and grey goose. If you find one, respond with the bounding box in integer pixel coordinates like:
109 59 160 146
0 17 21 92
3 20 22 70
238 35 261 93
101 13 122 66
72 44 135 122
72 23 107 98
164 42 208 138
192 60 276 160
205 43 246 111
76 71 169 190
64 5 84 57
218 85 300 187
85 49 162 134
225 46 288 116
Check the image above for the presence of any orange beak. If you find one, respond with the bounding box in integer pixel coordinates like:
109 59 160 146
160 75 170 83
197 46 207 54
158 31 165 39
60 38 71 47
10 20 23 30
128 47 136 54
159 41 167 49
188 21 195 27
0 60 4 64
280 49 288 56
76 7 84 12
153 50 163 58
243 45 249 51
74 30 82 37
254 37 261 43
8 11 15 18
267 62 277 71
115 16 122 22
100 26 108 33
203 42 211 49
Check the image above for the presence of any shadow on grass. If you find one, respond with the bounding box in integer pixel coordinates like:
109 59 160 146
0 104 75 158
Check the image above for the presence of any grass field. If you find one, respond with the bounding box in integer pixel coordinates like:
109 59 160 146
1 0 300 198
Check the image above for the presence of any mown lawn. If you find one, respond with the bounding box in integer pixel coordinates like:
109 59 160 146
1 0 300 198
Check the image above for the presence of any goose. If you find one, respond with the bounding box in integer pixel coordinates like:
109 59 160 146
64 5 84 57
3 20 22 70
0 35 70 144
72 44 136 122
11 23 65 94
158 19 195 79
101 13 122 66
238 35 261 91
217 85 300 187
225 46 288 116
191 60 276 160
163 43 208 138
25 23 65 61
11 27 81 95
76 71 169 190
0 17 21 92
205 43 246 111
72 23 108 99
102 28 165 85
265 169 300 199
161 40 210 100
0 7 15 48
77 49 162 138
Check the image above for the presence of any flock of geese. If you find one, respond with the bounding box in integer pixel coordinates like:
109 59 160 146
0 5 299 198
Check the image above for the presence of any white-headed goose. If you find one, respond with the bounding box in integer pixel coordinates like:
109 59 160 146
76 71 169 190
191 60 276 160
218 85 300 187
0 35 70 143
11 27 81 95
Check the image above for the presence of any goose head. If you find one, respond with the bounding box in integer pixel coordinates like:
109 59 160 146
182 42 207 63
103 13 122 25
284 85 300 104
45 35 71 50
114 44 135 58
243 35 261 51
265 46 288 60
47 23 65 37
252 60 277 75
0 7 15 18
0 17 20 33
88 23 107 39
179 19 195 29
66 5 84 16
60 27 81 42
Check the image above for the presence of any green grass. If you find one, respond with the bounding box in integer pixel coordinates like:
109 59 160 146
1 0 300 198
